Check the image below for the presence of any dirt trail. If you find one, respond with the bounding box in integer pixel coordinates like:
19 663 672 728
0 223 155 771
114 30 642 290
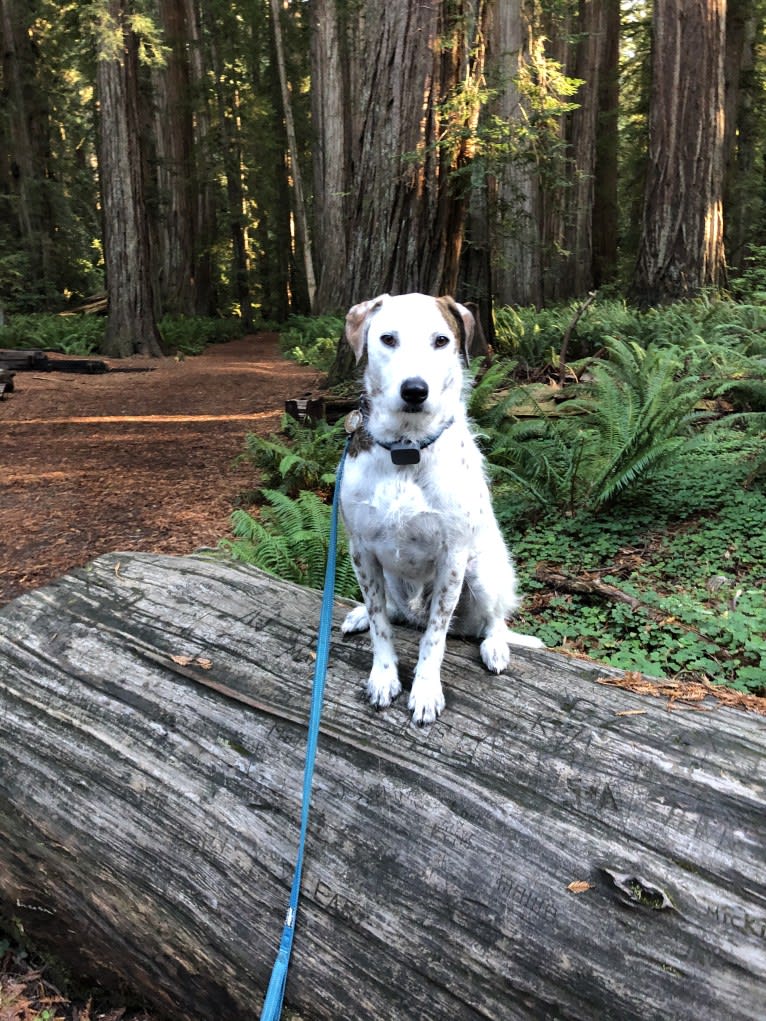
0 334 322 604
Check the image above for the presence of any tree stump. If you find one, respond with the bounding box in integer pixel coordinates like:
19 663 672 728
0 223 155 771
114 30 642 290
0 553 763 1020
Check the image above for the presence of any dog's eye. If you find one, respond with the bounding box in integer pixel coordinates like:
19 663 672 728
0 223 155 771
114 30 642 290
380 333 397 348
434 335 451 349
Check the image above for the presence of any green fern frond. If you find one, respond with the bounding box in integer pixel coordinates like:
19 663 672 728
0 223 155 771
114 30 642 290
220 489 359 599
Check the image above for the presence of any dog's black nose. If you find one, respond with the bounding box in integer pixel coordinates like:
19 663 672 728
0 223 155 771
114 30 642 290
400 377 429 407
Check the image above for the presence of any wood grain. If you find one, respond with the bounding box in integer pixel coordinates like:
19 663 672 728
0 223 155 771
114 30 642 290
0 553 764 1020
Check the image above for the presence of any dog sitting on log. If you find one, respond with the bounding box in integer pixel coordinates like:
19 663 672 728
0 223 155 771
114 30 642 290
339 292 543 724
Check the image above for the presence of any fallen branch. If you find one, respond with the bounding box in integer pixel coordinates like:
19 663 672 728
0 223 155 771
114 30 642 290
535 562 713 642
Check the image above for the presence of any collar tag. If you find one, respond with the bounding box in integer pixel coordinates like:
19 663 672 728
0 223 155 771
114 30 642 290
390 440 421 465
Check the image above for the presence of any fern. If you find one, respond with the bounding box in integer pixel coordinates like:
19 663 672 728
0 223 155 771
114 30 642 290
239 415 346 498
221 490 360 599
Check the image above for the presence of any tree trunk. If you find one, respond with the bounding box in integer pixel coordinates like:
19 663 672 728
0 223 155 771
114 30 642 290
96 0 163 357
0 0 54 304
311 0 489 312
632 0 727 305
0 552 764 1021
248 3 291 321
591 0 620 289
182 0 217 316
483 0 543 307
310 0 349 311
552 0 620 298
271 0 316 312
152 0 196 315
723 0 762 275
211 38 254 330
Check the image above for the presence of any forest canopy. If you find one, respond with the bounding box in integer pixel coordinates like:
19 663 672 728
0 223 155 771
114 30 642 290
0 0 764 354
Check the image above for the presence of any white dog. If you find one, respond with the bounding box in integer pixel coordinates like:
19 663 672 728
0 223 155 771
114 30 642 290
339 292 543 724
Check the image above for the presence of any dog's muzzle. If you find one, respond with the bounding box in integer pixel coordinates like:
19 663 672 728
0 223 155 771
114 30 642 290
400 376 428 412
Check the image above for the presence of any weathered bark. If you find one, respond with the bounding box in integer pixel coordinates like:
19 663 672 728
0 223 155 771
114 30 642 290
632 0 727 304
96 0 163 357
271 0 316 312
152 0 196 315
311 0 489 312
0 0 54 301
723 0 762 274
0 552 764 1021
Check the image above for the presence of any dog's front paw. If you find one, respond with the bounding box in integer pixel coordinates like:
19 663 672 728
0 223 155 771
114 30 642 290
408 673 445 725
367 662 401 709
342 604 370 635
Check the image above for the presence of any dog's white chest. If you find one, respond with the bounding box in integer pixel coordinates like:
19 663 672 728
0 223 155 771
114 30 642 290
342 465 465 578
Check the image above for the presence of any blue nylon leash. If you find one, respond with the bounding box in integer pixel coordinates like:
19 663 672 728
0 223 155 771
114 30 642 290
259 438 349 1021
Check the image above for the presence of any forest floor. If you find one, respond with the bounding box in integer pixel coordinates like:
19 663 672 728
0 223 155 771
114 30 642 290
0 334 321 1019
0 334 322 606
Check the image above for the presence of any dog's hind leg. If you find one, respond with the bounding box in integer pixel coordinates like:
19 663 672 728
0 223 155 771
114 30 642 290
479 620 545 673
341 604 369 635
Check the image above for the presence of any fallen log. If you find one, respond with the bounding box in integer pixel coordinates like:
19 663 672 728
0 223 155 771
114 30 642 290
0 349 108 374
0 553 764 1020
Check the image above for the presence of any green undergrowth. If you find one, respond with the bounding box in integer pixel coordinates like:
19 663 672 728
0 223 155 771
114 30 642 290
506 433 765 692
278 313 344 372
0 312 243 356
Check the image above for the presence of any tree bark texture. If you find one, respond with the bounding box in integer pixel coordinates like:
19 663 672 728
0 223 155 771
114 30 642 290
182 0 217 316
722 0 762 274
211 36 254 330
152 0 196 315
311 0 489 310
96 0 163 357
633 0 727 304
0 0 54 299
0 553 764 1021
482 0 543 308
553 0 620 299
271 0 316 312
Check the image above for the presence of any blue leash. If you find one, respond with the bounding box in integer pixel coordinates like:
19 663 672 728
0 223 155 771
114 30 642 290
259 439 349 1021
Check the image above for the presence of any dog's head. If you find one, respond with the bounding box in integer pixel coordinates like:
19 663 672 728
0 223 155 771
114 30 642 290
345 293 477 424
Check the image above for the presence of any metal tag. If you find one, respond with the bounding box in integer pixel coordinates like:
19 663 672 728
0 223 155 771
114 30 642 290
344 409 363 434
390 441 421 465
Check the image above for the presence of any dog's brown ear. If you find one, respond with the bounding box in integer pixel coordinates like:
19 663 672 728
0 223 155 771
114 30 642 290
345 294 389 363
438 297 481 365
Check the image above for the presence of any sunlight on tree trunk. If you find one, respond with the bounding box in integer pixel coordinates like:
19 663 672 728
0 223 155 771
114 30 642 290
271 0 316 312
633 0 727 304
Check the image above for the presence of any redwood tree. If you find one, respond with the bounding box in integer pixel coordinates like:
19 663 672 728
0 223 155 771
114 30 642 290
95 0 163 356
311 0 490 311
632 0 727 304
0 0 54 304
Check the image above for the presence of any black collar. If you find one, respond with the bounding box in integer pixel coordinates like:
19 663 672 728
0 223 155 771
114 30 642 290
346 395 455 464
373 417 455 464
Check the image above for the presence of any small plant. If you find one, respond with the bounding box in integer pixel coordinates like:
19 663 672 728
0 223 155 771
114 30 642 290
221 489 359 598
238 415 346 498
509 437 766 694
158 315 243 355
279 313 344 372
